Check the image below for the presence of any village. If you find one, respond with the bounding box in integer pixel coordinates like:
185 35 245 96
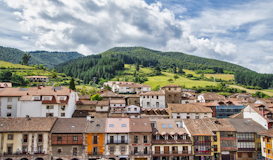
0 81 272 160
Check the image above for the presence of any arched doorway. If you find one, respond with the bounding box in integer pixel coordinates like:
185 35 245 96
21 158 28 160
35 158 43 160
56 159 63 160
119 158 127 160
71 159 78 160
109 158 115 160
5 159 12 160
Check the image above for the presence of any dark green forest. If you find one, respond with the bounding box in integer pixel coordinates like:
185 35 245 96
0 46 84 69
235 71 273 89
55 55 124 84
104 47 251 72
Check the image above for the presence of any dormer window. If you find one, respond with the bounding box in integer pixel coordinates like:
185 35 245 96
259 106 265 111
165 135 168 140
268 114 272 118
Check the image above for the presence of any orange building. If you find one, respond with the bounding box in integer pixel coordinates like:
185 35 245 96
86 118 106 159
258 128 273 160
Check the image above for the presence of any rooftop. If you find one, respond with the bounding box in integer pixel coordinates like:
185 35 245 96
200 92 225 101
129 118 152 133
51 118 88 133
86 118 106 133
227 118 265 133
140 91 165 96
168 103 212 113
152 119 187 135
105 118 130 133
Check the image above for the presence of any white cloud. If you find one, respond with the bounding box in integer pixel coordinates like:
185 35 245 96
0 0 273 73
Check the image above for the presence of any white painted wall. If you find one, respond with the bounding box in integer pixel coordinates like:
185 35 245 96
66 91 77 118
143 87 151 92
96 106 109 112
1 97 19 117
140 95 165 108
126 105 140 114
171 112 212 119
260 136 266 158
181 99 196 104
197 94 205 103
17 101 43 117
243 105 268 129
110 103 126 107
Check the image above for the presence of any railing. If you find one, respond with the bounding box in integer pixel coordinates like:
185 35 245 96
34 151 45 154
131 151 150 155
194 141 211 145
107 140 128 144
152 139 192 144
152 151 191 155
194 151 211 155
88 152 103 156
238 148 255 151
3 152 30 155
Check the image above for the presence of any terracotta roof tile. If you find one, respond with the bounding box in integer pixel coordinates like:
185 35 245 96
162 84 182 88
105 118 130 133
96 101 109 106
0 117 57 132
129 118 152 132
227 118 266 133
98 90 123 97
200 93 225 101
168 103 212 113
110 99 126 104
152 119 186 135
51 118 88 133
86 118 106 133
72 110 94 118
76 100 97 105
258 128 273 137
140 91 165 96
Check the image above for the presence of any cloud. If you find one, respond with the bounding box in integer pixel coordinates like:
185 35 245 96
0 0 273 73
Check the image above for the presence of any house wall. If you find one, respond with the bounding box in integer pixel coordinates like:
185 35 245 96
127 97 140 105
67 91 77 118
76 104 96 110
197 95 205 103
171 112 212 119
0 97 20 117
126 105 140 114
52 145 85 160
181 99 196 104
96 106 109 112
110 103 126 107
87 133 105 154
140 95 165 108
17 101 43 117
243 105 268 129
260 136 266 158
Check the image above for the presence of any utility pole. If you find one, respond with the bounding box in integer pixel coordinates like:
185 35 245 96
93 77 97 93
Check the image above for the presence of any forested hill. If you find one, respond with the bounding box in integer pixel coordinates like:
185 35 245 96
102 47 251 72
0 46 84 69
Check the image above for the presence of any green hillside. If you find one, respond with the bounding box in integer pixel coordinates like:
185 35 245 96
0 46 84 69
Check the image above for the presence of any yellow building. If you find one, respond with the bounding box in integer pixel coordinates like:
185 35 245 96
258 127 273 159
0 117 57 160
86 118 106 159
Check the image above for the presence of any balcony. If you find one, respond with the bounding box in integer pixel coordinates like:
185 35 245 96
3 152 30 155
107 140 128 144
238 148 255 151
131 151 150 156
88 152 103 156
34 151 45 154
152 139 191 144
152 151 191 156
194 151 211 155
194 141 211 145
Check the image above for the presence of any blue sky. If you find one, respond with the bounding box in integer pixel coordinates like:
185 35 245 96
0 0 273 73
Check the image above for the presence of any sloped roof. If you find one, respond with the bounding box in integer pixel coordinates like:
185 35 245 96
129 118 152 133
183 119 215 136
0 117 57 132
140 91 165 96
229 112 244 119
227 118 266 133
110 99 126 104
258 128 273 137
168 103 212 113
76 100 97 105
105 118 130 133
72 110 93 118
98 90 123 97
200 92 225 101
152 119 187 135
97 101 109 106
51 118 87 133
86 118 106 133
162 84 182 88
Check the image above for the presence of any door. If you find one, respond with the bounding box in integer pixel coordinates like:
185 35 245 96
121 136 125 143
110 136 114 143
93 147 98 155
172 146 178 154
183 146 188 154
155 146 160 154
164 146 169 154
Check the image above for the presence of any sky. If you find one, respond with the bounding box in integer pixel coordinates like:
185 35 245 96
0 0 273 73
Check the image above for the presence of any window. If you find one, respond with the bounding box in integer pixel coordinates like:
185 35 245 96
8 97 12 102
177 116 180 119
165 135 168 140
168 124 173 128
186 116 190 119
162 124 166 128
61 113 65 117
7 105 12 109
169 88 170 90
174 135 177 140
109 124 114 127
38 146 42 153
93 136 98 144
46 106 54 109
128 108 131 111
22 146 28 153
213 136 217 142
183 135 187 140
152 96 154 98
73 147 77 156
134 136 138 143
157 96 158 99
46 113 53 117
101 106 103 109
248 153 252 158
7 113 11 117
7 146 12 154
144 147 148 154
73 136 78 141
147 96 149 98
204 113 207 115
8 134 13 140
61 106 65 111
57 149 62 153
144 135 147 143
57 137 62 141
195 116 199 119
121 147 125 152
156 102 159 108
147 102 150 107
23 134 28 143
134 108 137 111
121 136 125 143
143 96 145 98
122 124 126 127
134 147 138 154
38 134 43 142
156 135 160 140
110 147 114 152
213 145 217 151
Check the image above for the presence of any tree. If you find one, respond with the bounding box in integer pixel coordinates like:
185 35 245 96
104 84 112 91
152 85 161 91
186 74 193 78
174 75 179 81
88 87 96 95
22 53 31 65
90 93 103 101
39 64 44 69
69 78 76 90
154 66 161 75
167 79 173 83
135 63 139 71
0 70 12 81
178 66 185 75
133 70 136 77
172 65 177 73
80 85 87 95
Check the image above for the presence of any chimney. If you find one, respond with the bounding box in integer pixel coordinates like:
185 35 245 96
27 93 29 95
25 115 30 120
54 89 56 92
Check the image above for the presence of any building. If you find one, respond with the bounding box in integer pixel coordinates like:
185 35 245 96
0 86 77 118
197 93 225 103
126 105 141 118
228 118 265 160
129 118 152 160
0 82 12 89
258 128 273 160
76 100 97 111
98 90 124 101
51 118 87 160
183 119 220 160
161 84 182 104
24 76 49 82
168 103 213 119
141 108 169 119
118 83 151 94
140 91 166 109
124 94 140 106
181 97 197 104
243 104 273 129
105 118 130 160
102 81 135 92
86 118 106 160
151 119 193 160
0 116 57 160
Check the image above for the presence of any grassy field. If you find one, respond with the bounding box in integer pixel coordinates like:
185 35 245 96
0 61 33 69
230 85 273 96
204 74 234 81
123 64 152 74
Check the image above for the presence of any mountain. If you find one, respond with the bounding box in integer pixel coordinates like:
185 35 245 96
102 47 252 72
0 46 84 69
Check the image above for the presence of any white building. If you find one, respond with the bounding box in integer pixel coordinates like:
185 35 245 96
118 83 151 94
0 86 77 118
125 104 141 118
168 103 213 119
105 118 130 159
24 76 49 82
197 92 225 103
140 91 166 108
